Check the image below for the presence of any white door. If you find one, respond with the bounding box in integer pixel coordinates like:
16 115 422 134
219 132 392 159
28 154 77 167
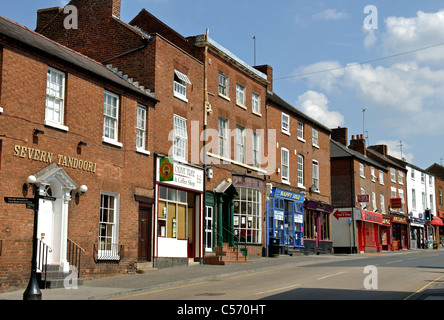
205 206 213 252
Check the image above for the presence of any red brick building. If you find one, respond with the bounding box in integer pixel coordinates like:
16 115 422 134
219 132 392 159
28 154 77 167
331 128 409 253
0 15 158 292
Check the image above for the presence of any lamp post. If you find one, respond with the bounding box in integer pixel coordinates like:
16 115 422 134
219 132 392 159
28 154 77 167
23 175 42 300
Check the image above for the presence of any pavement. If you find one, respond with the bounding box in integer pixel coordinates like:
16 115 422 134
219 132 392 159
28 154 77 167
0 250 443 301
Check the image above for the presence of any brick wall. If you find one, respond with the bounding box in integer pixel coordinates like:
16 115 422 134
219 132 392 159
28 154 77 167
0 37 156 292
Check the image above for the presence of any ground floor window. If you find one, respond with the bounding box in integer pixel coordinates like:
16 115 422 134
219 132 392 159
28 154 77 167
98 191 120 260
234 187 261 243
304 209 331 241
157 185 191 239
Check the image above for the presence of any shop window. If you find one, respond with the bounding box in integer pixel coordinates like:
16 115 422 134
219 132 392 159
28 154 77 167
158 186 189 239
234 187 261 243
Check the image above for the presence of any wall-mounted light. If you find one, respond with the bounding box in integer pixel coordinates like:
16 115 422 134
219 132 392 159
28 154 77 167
76 185 88 198
78 141 87 147
23 175 37 191
33 128 44 135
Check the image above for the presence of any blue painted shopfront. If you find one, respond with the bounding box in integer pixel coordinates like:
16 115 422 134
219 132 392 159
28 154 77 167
266 188 305 256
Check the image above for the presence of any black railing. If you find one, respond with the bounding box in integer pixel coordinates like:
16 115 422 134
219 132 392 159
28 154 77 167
67 238 85 279
93 242 124 262
216 226 248 262
37 238 52 288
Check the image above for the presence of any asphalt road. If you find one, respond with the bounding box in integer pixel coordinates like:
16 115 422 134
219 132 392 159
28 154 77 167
116 250 444 301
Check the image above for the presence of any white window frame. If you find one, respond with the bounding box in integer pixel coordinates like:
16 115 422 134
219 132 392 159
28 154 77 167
173 70 191 102
371 167 376 182
360 163 365 178
45 67 68 131
312 128 319 148
312 160 319 192
412 189 417 210
102 90 122 147
297 121 305 142
173 115 188 160
281 113 290 135
218 117 229 158
372 191 377 211
380 193 385 213
218 72 229 98
252 92 261 115
281 148 289 183
253 131 260 168
98 191 120 260
399 189 405 213
136 104 150 155
297 154 304 188
398 171 404 185
379 170 384 185
236 125 246 163
236 83 246 108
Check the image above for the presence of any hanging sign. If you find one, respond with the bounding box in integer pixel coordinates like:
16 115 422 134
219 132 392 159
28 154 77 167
157 158 203 192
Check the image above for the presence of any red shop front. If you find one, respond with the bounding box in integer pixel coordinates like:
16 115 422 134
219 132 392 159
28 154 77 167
356 209 383 253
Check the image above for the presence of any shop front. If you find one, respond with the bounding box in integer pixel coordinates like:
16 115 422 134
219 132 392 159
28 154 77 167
304 200 334 255
266 187 305 256
154 157 204 268
356 209 383 253
409 217 426 249
391 213 409 250
380 214 391 251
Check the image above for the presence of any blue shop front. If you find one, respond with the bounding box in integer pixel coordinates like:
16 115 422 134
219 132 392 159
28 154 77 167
266 187 305 256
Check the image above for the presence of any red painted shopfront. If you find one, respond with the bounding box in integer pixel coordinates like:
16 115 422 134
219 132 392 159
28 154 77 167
356 210 383 253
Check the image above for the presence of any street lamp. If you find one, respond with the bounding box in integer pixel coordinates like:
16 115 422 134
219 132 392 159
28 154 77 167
23 175 42 300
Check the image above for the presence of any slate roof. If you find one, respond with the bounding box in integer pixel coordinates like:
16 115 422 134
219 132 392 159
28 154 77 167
0 15 157 102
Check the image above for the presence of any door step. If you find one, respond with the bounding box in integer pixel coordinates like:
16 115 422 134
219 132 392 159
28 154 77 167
136 261 158 273
38 264 83 289
204 244 249 265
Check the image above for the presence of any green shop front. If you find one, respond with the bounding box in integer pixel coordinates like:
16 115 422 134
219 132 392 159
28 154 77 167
266 187 305 256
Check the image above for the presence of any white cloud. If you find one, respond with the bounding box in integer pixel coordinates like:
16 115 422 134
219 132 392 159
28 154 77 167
364 28 378 48
293 60 343 93
296 90 345 128
313 9 348 21
382 10 444 65
374 140 414 163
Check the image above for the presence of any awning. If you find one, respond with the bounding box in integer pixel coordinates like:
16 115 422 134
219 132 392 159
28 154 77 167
174 70 191 85
430 216 444 226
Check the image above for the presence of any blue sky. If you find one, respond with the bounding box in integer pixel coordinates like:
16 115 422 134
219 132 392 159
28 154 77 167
2 1 444 169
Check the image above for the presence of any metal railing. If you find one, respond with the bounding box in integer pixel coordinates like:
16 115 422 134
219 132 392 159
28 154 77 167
215 226 248 262
93 242 124 262
37 238 52 288
67 238 85 279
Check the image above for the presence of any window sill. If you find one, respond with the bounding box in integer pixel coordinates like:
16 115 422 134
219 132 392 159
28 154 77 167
173 91 188 103
218 93 230 102
297 137 306 143
281 179 290 185
236 102 247 110
136 148 151 156
102 136 123 148
252 110 262 117
312 143 320 149
44 120 69 132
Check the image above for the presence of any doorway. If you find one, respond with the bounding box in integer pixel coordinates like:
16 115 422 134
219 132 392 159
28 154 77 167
138 205 152 261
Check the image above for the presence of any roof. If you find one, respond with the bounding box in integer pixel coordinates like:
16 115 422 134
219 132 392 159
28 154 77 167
426 163 444 179
0 15 157 102
366 148 406 172
266 91 331 133
330 139 387 171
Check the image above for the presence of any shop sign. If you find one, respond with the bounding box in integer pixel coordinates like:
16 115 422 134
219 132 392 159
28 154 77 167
273 188 305 202
305 200 334 213
391 215 408 224
333 208 352 220
156 158 203 192
359 210 383 224
410 217 426 225
232 175 263 190
382 217 391 226
13 144 97 173
390 198 402 209
357 194 369 203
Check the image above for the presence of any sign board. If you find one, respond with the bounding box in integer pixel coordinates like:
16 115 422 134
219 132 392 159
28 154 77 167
333 208 352 220
390 198 402 209
4 197 34 204
357 194 369 203
156 158 204 192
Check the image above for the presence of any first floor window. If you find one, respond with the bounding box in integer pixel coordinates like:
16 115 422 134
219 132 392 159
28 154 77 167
218 117 229 157
218 72 229 97
236 83 246 106
103 91 120 143
297 154 304 187
312 128 319 147
281 113 290 134
252 131 260 168
252 92 261 114
234 187 261 243
136 104 147 150
380 193 385 213
173 115 187 160
236 125 246 163
281 148 289 183
312 160 319 191
98 192 120 260
46 67 65 125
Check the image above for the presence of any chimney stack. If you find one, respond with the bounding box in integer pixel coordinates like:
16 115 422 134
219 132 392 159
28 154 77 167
368 144 388 156
331 127 348 146
254 65 273 92
349 133 366 156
